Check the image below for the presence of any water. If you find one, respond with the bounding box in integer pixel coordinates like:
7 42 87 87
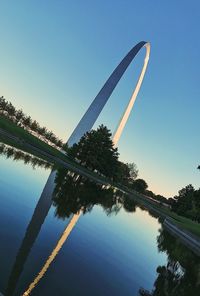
0 144 199 296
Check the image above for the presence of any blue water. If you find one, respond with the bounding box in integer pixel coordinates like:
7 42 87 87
0 152 198 296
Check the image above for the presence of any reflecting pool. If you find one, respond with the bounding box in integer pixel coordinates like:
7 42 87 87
0 144 199 296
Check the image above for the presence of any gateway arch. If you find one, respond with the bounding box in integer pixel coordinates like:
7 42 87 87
6 41 150 295
67 41 150 147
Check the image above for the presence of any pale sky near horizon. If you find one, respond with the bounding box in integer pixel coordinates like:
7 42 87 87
0 1 199 197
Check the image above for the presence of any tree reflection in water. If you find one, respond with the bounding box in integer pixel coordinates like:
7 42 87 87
2 147 199 296
20 168 137 295
53 170 200 296
0 143 52 170
139 228 200 296
52 167 136 219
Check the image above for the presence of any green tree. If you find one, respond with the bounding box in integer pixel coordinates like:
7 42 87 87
172 184 194 216
171 184 200 221
6 102 16 119
127 162 138 180
22 115 32 128
31 120 39 133
15 109 24 124
68 124 120 180
131 178 148 193
115 161 131 185
57 139 64 148
0 96 8 112
145 190 155 198
62 143 69 153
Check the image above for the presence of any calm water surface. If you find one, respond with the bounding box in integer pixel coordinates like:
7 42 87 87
0 147 199 296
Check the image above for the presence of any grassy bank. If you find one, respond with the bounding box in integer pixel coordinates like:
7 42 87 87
131 191 200 238
0 116 67 160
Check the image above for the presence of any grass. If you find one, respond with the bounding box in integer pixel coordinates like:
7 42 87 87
0 116 67 160
157 206 200 238
131 192 200 238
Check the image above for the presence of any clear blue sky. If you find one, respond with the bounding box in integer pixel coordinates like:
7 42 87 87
0 1 199 197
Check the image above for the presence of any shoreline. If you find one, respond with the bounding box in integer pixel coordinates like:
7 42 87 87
0 127 200 256
164 218 200 256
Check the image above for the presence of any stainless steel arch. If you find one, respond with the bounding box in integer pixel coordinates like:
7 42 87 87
10 43 150 295
67 41 150 147
113 42 150 146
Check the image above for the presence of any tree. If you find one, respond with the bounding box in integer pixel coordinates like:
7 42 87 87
123 196 136 212
127 162 138 180
30 120 39 132
53 168 124 219
171 184 200 221
145 190 155 198
62 143 69 153
6 102 16 118
15 109 24 123
115 161 131 185
68 124 120 180
0 96 8 112
131 178 148 193
46 130 54 142
22 115 32 128
57 139 64 148
0 96 65 150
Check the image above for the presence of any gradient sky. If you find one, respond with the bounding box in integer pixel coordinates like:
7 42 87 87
0 1 199 197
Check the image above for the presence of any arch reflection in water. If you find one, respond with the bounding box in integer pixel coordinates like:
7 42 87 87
5 170 57 296
22 213 81 296
21 170 135 295
5 168 131 295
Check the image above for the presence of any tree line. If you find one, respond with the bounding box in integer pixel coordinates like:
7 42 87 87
145 184 200 223
140 184 200 223
0 96 64 149
53 167 137 220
